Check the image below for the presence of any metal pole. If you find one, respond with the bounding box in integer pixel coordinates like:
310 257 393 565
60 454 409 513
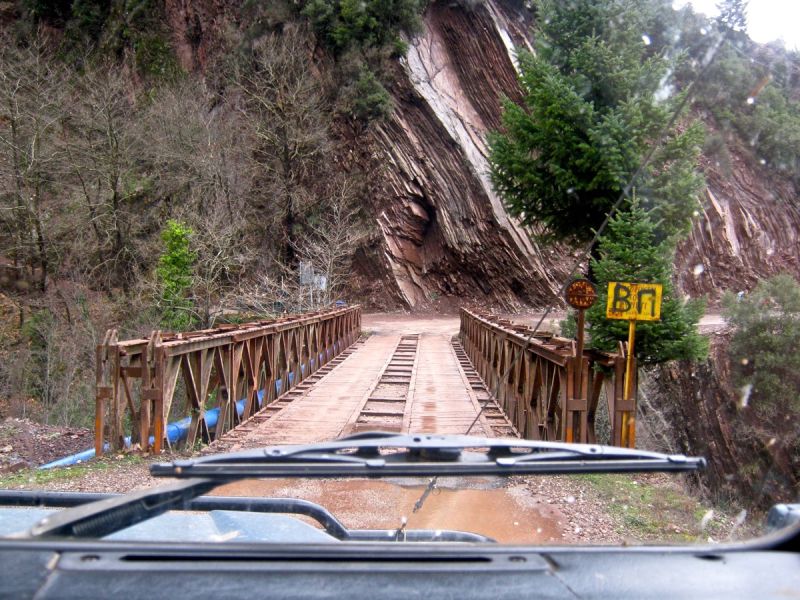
572 309 586 444
622 320 636 448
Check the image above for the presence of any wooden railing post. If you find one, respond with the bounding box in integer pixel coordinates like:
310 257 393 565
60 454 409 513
95 306 361 456
458 308 631 447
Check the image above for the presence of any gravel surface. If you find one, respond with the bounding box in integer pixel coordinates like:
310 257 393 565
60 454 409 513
0 418 93 473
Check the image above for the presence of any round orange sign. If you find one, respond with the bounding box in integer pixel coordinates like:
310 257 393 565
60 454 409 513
565 278 597 309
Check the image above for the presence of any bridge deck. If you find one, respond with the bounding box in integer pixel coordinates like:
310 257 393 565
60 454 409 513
214 320 490 451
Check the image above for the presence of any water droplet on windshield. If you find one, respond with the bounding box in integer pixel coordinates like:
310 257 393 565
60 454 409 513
642 34 651 46
693 264 704 276
746 97 755 105
700 510 714 530
739 383 752 408
565 495 576 504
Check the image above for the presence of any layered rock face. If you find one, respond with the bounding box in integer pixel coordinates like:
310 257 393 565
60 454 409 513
161 0 800 309
643 335 798 508
358 1 573 309
675 146 800 301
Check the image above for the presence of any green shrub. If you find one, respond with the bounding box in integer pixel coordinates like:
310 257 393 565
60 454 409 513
341 68 392 122
157 220 197 331
302 0 425 56
723 274 800 423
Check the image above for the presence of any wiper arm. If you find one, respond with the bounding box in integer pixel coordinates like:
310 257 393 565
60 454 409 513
19 484 493 543
150 432 705 479
22 478 217 539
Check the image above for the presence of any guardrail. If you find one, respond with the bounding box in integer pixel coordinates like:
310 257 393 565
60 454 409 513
95 306 361 455
459 308 635 447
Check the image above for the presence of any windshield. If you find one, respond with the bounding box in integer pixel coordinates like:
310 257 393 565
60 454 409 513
0 0 798 549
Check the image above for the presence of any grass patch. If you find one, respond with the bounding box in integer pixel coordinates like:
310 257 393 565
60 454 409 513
0 454 144 489
576 473 755 543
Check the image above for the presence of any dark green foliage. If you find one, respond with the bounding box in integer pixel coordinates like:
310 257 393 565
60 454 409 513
157 220 197 331
693 39 800 183
299 0 425 124
22 0 73 25
723 275 800 423
302 0 425 55
20 0 178 79
661 1 800 185
722 274 800 502
69 0 111 41
488 0 705 243
341 68 393 122
582 203 708 364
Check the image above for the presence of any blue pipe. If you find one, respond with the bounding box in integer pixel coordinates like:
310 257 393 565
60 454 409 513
39 341 347 470
40 388 269 470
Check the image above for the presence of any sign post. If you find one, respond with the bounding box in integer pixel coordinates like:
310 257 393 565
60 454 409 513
605 282 663 448
564 279 597 443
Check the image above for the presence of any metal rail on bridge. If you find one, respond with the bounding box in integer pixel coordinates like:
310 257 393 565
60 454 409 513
459 309 635 447
95 306 361 455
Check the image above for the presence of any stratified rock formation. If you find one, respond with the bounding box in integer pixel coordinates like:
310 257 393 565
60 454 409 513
354 1 573 309
676 139 800 301
161 0 800 309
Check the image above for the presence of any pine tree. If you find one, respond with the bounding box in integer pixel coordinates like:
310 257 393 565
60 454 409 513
583 203 708 364
488 0 704 244
157 220 197 331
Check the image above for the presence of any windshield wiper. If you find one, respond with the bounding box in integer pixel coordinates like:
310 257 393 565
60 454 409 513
22 433 703 541
150 432 705 479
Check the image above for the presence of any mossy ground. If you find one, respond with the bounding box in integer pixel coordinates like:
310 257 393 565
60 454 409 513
576 472 761 543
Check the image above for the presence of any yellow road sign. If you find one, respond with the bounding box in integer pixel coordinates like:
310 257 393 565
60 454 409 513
606 282 663 321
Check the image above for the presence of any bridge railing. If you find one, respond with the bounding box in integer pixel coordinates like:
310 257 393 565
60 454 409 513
95 305 361 455
459 308 635 446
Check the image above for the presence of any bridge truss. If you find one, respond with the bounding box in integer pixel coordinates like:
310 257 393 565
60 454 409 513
459 309 635 447
94 306 361 455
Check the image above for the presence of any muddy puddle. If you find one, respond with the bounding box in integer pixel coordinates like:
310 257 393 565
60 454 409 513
214 478 563 543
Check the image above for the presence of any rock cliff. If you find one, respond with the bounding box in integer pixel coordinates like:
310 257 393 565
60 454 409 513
642 335 798 508
350 1 573 309
676 133 800 301
161 0 800 309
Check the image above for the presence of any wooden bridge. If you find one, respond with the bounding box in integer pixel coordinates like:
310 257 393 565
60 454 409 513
94 307 636 456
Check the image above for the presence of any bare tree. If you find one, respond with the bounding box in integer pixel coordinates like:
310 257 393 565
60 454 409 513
0 34 69 292
141 78 253 222
235 26 330 265
239 178 367 313
293 178 368 305
138 78 256 327
62 63 145 291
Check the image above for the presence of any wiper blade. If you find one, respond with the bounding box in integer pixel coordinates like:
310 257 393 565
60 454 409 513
151 432 705 479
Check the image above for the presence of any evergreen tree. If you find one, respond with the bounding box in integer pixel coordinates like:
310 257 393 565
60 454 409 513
722 274 800 499
583 203 708 364
723 274 800 421
157 220 197 331
488 0 704 244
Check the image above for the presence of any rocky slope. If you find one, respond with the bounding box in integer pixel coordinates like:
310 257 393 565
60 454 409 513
675 129 800 302
348 1 573 309
161 0 799 309
642 334 798 509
